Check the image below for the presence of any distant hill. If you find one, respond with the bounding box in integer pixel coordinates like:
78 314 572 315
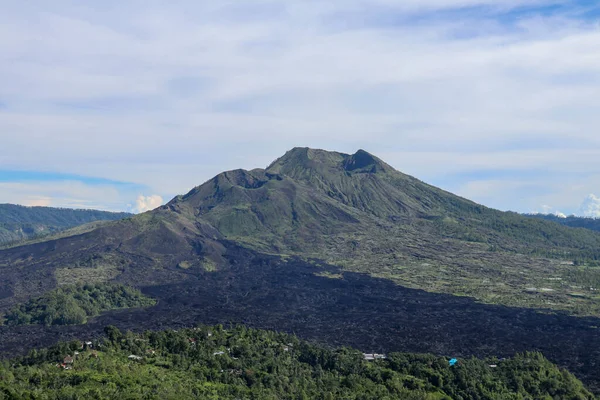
0 204 132 246
3 325 593 400
525 213 600 233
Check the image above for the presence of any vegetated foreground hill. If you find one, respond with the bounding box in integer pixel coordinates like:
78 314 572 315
0 204 132 247
2 325 594 400
525 213 600 234
4 148 600 390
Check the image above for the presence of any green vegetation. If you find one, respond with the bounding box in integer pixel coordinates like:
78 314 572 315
55 264 123 286
0 203 131 247
2 283 155 326
526 213 600 234
0 325 593 399
314 271 344 279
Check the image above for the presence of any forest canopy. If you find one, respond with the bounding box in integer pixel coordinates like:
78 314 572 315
0 324 594 400
1 283 155 326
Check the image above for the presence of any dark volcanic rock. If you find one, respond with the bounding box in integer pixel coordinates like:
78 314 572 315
1 244 600 392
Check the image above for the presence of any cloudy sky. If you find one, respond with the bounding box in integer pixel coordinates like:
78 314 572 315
1 1 600 215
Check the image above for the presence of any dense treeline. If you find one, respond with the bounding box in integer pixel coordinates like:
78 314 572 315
0 325 593 399
2 283 155 326
519 214 600 265
525 214 600 232
0 203 131 246
0 204 131 225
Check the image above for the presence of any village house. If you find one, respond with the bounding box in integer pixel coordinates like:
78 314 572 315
363 353 386 361
128 355 143 361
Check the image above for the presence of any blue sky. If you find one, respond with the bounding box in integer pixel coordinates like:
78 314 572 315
1 0 600 215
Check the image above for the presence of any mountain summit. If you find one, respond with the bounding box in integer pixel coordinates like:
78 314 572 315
174 147 470 230
266 147 389 176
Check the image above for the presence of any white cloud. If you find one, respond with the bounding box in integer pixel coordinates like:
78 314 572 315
0 1 599 212
541 204 553 214
535 206 566 217
134 195 164 213
24 196 53 207
578 194 600 218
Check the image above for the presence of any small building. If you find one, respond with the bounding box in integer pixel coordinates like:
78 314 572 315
128 355 143 361
57 362 72 370
363 353 386 361
63 356 74 364
213 351 225 356
489 364 498 368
